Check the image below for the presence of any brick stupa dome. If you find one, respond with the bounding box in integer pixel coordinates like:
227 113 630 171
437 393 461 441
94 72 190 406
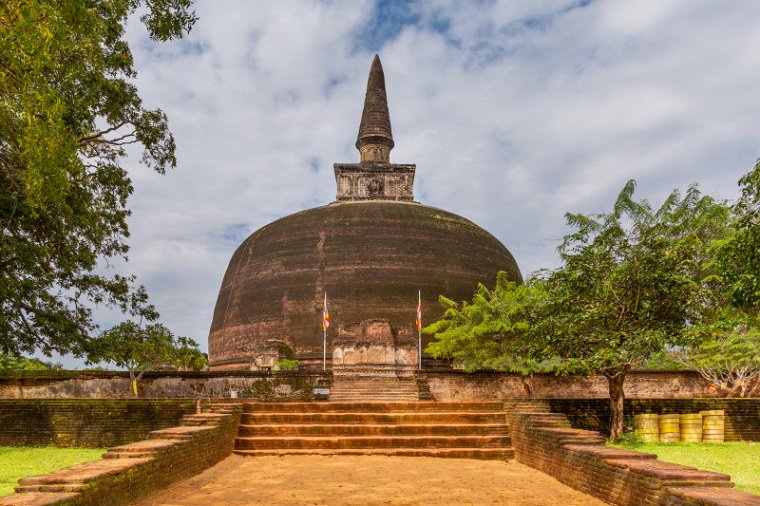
208 56 521 370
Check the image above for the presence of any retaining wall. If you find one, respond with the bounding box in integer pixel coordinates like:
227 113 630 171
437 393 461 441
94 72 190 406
0 399 196 447
1 370 722 400
0 371 327 400
0 403 242 506
508 405 760 505
425 370 714 401
548 398 760 441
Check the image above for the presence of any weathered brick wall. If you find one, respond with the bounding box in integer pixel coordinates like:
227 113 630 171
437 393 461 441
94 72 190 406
0 371 327 400
0 399 195 447
426 370 716 401
548 398 760 441
508 406 760 505
0 403 243 506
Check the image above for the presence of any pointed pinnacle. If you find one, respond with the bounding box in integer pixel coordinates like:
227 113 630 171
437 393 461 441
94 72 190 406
356 54 394 162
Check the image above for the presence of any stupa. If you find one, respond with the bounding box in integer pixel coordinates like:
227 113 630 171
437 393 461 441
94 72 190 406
208 56 521 371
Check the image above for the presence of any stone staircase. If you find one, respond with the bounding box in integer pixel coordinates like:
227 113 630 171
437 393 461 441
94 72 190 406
329 379 421 402
234 401 514 459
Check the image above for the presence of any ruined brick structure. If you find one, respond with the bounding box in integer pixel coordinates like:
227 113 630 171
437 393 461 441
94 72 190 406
208 55 522 370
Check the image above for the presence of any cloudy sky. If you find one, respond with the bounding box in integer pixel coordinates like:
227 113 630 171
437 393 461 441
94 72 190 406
66 0 760 364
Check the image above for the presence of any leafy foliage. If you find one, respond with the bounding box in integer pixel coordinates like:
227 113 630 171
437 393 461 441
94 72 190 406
424 272 548 373
675 308 760 397
717 160 760 308
671 161 760 397
538 181 729 439
273 358 300 371
641 349 687 371
0 352 60 370
0 1 196 356
426 180 731 440
85 321 206 395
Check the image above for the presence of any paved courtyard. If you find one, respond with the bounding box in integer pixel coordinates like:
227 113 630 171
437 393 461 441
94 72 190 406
134 455 604 505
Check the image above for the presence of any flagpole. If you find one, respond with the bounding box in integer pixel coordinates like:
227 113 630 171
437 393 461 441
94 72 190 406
323 292 327 372
418 290 422 371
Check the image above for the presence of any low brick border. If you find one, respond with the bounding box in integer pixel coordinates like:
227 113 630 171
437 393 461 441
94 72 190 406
0 403 242 506
507 402 760 505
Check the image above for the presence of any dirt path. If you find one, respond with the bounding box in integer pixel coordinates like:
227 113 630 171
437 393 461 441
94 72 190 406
134 455 604 505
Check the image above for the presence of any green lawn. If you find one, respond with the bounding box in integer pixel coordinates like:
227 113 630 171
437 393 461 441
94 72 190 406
0 446 105 497
609 441 760 495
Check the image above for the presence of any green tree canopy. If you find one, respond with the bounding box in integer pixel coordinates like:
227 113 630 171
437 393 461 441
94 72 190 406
0 1 196 356
673 161 760 397
425 272 549 374
86 321 206 395
716 160 760 308
0 351 60 371
531 181 729 439
425 180 731 440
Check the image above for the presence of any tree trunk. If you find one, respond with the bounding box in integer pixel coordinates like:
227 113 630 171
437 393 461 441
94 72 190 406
605 368 627 441
129 371 138 397
130 370 144 397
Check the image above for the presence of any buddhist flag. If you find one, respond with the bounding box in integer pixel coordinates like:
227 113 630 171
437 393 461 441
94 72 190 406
416 290 422 331
322 293 330 332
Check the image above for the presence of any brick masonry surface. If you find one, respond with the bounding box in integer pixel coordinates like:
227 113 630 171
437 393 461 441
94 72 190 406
0 403 242 506
0 371 327 400
0 399 196 447
1 370 738 401
507 401 760 505
548 398 760 441
425 370 719 401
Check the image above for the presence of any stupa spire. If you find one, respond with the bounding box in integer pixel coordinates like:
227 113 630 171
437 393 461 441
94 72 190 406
356 54 394 163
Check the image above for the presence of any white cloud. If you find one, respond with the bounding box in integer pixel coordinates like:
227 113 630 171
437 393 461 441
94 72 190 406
62 0 760 365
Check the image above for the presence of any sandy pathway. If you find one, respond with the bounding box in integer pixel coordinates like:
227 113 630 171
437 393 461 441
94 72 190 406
134 455 604 505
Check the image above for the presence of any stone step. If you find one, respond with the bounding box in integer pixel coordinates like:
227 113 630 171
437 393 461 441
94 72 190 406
329 388 419 394
233 448 514 459
235 435 511 450
237 423 509 437
241 402 502 413
505 401 551 413
15 483 85 494
180 413 227 426
330 389 418 394
333 378 417 387
241 412 506 425
330 380 425 402
330 389 419 395
330 383 418 388
328 396 419 402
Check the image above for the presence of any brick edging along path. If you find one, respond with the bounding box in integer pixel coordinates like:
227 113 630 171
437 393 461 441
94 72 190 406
507 400 760 505
2 400 759 505
0 403 242 506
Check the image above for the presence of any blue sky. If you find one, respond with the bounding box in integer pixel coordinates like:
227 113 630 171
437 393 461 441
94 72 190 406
46 0 760 367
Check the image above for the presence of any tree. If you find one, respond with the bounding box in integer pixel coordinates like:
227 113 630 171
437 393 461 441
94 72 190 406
717 160 760 308
538 181 729 440
674 311 760 397
0 1 196 356
426 180 731 440
673 160 760 397
85 321 206 396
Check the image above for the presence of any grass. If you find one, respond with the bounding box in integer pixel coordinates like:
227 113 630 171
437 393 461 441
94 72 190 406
609 440 760 495
0 446 105 497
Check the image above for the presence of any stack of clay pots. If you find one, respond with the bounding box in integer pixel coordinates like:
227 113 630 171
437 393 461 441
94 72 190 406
700 410 725 442
679 413 703 442
633 410 726 443
658 414 681 442
634 414 659 442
